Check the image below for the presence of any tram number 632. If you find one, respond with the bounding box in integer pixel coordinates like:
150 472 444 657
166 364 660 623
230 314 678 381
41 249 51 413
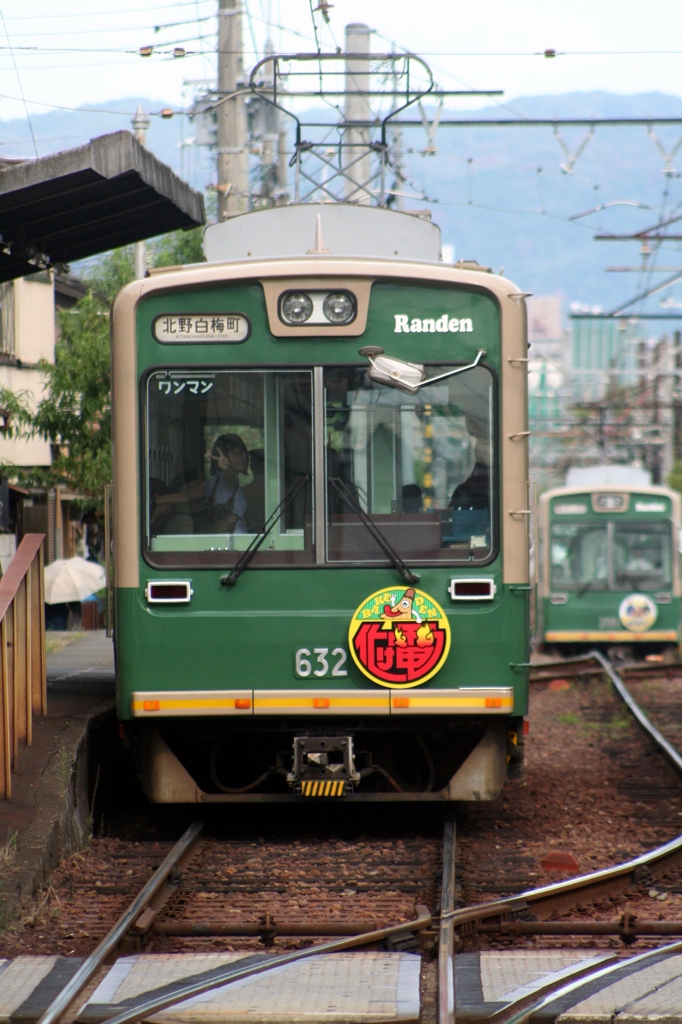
295 647 348 678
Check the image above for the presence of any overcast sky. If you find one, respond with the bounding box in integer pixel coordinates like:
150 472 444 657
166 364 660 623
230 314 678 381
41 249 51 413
0 0 681 125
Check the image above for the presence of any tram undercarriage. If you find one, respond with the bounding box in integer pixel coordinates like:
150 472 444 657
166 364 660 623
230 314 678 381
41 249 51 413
134 717 522 802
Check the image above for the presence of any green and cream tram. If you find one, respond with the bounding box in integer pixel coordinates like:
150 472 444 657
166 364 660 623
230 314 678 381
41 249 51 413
538 477 681 653
111 203 531 802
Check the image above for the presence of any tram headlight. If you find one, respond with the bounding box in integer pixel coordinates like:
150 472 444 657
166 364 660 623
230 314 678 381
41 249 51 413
278 289 358 327
322 292 356 324
280 292 313 324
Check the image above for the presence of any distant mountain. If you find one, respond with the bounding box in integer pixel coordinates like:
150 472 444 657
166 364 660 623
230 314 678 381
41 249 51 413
406 92 682 313
0 96 212 197
2 91 682 313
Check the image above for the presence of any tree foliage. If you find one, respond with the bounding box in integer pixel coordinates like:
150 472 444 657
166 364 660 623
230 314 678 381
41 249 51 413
0 227 205 514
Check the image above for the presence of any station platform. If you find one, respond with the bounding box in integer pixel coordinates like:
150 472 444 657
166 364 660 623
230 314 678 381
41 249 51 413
0 631 115 914
0 952 419 1023
456 950 682 1021
2 950 682 1023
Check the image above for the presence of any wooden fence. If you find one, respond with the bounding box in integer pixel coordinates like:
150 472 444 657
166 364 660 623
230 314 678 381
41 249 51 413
0 533 47 800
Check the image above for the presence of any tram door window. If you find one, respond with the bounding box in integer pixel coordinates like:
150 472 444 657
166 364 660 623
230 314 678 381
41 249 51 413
145 370 313 563
323 365 495 564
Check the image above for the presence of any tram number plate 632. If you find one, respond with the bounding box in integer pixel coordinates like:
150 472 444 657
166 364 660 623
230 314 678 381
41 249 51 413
295 647 348 678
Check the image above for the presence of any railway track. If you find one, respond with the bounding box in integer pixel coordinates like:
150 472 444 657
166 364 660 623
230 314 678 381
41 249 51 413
427 648 682 1021
7 648 682 1024
531 650 682 778
27 819 455 1024
10 820 442 954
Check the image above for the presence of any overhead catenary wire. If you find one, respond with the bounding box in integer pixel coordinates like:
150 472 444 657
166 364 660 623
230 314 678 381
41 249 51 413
0 91 191 117
0 8 38 157
1 1 678 308
0 15 216 38
0 1 214 20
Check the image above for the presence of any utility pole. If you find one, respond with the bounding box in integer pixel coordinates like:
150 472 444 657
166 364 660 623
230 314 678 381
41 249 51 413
344 23 372 203
652 343 661 483
390 124 405 210
675 331 682 469
132 106 150 278
217 0 249 218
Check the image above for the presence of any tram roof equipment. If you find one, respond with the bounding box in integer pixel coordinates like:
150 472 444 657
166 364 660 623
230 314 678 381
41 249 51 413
0 131 205 283
203 205 441 264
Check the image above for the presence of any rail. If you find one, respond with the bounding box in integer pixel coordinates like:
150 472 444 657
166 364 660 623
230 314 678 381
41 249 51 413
530 650 682 775
35 648 682 1023
0 533 47 800
448 830 682 932
437 649 682 1021
442 651 682 937
35 817 431 1024
438 816 456 1024
88 909 433 1024
500 939 682 1024
36 820 205 1024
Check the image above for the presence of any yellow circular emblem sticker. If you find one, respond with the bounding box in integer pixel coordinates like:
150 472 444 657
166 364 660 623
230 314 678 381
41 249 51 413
618 593 658 633
349 586 451 689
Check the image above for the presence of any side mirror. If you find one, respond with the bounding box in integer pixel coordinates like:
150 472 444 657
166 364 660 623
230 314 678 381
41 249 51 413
358 347 425 393
359 346 487 394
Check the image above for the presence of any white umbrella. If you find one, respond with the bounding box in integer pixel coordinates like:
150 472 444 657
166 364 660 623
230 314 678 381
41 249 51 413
44 557 106 605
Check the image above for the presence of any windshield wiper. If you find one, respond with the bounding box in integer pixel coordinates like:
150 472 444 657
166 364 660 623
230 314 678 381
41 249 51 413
329 477 420 585
221 475 309 587
576 578 608 597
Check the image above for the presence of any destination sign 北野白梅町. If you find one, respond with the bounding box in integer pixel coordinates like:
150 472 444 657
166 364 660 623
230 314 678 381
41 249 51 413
153 314 251 344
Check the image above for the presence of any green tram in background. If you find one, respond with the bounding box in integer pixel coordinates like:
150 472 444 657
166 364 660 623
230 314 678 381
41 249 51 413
111 204 531 803
538 469 682 655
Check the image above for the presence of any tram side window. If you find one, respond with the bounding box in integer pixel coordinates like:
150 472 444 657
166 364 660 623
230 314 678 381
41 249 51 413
550 524 609 591
613 524 671 590
323 365 495 564
145 370 313 564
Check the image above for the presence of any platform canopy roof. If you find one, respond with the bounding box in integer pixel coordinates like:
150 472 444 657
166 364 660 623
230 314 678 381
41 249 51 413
0 131 205 283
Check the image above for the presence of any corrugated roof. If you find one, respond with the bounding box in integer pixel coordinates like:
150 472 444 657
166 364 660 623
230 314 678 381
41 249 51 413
0 131 205 283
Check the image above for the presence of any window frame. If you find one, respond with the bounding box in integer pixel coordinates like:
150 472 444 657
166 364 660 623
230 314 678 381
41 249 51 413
139 361 500 571
321 361 500 568
140 364 315 569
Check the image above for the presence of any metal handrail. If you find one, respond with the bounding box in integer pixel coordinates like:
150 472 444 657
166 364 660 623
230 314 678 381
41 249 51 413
0 532 46 800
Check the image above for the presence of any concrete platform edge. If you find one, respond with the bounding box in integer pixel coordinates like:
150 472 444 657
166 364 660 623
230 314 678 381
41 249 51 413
0 703 115 924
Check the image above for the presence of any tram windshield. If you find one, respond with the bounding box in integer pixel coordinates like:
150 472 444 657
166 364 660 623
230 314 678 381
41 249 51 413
550 521 671 591
144 363 496 567
145 369 313 565
324 364 495 564
613 524 671 590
